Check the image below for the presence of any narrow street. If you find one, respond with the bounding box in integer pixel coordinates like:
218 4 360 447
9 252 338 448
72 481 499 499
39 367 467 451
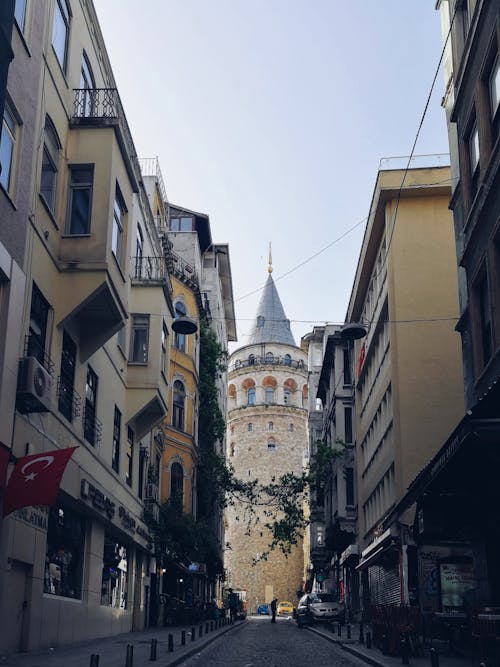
178 616 366 666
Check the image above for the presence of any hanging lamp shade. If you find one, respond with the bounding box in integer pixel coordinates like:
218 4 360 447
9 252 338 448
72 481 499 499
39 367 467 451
172 316 198 335
340 322 368 340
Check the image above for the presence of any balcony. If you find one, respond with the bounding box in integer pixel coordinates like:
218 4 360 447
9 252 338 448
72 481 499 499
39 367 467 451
230 355 305 372
70 88 141 192
131 256 172 299
126 384 168 441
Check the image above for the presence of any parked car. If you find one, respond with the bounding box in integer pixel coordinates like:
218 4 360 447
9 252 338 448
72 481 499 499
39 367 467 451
296 592 345 627
277 601 294 616
257 603 270 615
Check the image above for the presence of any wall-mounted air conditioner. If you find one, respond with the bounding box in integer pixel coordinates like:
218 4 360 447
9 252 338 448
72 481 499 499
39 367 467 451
17 357 53 413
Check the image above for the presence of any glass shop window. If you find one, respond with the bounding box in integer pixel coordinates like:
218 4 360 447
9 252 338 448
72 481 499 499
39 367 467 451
44 504 85 599
101 535 128 608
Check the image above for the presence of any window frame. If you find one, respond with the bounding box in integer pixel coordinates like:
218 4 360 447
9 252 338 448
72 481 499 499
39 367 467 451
66 163 94 235
112 186 126 263
58 330 77 422
247 387 255 406
172 380 185 431
265 387 274 404
83 365 98 446
40 116 61 214
52 0 71 73
129 314 150 364
0 101 18 195
14 0 27 32
112 406 121 473
170 461 184 503
126 427 134 488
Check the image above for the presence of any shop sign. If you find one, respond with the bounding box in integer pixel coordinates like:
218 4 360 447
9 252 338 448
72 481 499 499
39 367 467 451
119 506 136 533
136 524 151 546
80 479 115 519
14 505 48 530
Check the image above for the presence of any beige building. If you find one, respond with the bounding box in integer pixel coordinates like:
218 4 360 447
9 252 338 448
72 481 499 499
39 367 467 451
0 1 175 653
346 163 464 607
225 260 307 612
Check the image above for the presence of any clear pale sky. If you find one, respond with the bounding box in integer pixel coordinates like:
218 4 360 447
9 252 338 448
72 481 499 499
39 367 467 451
93 1 449 351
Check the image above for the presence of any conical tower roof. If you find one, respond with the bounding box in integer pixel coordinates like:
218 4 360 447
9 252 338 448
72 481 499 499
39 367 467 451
247 272 296 346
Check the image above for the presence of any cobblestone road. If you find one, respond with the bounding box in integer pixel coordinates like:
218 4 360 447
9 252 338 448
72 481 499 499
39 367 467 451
177 616 368 667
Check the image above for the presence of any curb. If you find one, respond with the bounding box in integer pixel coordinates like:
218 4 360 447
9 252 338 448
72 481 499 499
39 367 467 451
307 626 387 667
165 620 245 667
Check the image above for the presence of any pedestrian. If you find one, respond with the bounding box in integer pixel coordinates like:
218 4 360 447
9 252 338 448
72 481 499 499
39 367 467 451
271 598 277 623
228 588 238 623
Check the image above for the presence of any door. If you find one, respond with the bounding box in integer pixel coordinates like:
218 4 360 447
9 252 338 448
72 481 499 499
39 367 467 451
3 560 31 653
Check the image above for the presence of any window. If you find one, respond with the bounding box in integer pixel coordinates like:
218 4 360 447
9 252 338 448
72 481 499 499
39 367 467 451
267 438 276 452
248 423 253 431
67 165 93 235
265 352 274 364
45 504 85 599
58 330 76 422
170 462 184 504
14 0 27 31
268 422 273 431
126 427 134 487
488 53 500 144
117 325 126 352
343 348 352 385
101 536 127 608
161 322 168 375
247 387 255 406
257 315 264 328
80 51 95 117
84 366 98 446
135 224 143 278
265 387 274 404
129 314 149 363
172 380 185 430
289 423 294 432
476 273 493 366
0 102 17 193
174 301 187 352
170 216 193 231
345 468 355 506
344 407 353 444
112 406 121 473
248 354 255 366
40 116 60 213
112 188 125 263
284 354 291 366
52 0 70 72
284 388 291 404
27 283 50 363
138 446 146 500
468 119 480 199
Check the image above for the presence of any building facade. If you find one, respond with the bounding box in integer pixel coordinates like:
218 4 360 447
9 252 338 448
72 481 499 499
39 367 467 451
225 260 307 613
346 163 465 609
0 1 175 652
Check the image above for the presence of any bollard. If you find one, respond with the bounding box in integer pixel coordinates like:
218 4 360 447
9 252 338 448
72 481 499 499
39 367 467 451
125 644 134 667
205 622 209 634
210 620 214 632
366 631 372 649
90 654 100 667
149 639 157 661
430 648 439 667
168 634 173 653
337 622 342 637
181 630 186 646
347 624 351 639
382 633 389 655
359 622 364 644
199 624 203 638
191 626 196 642
401 634 410 665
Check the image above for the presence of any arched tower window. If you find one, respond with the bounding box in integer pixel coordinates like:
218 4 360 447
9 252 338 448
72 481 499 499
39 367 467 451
265 387 274 404
248 354 255 366
284 388 291 404
172 380 185 430
267 438 276 451
284 354 291 366
265 352 274 364
247 387 256 406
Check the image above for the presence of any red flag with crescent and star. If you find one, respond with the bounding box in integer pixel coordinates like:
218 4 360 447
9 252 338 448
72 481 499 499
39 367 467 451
2 447 77 517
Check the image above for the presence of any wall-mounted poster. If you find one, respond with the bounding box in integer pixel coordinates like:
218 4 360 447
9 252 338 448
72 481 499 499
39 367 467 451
439 560 474 611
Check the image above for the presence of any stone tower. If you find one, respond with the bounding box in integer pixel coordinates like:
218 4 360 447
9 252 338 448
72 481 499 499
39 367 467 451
225 255 308 612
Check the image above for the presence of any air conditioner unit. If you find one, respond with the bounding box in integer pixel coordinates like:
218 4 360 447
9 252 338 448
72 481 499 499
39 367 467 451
145 484 158 501
17 357 53 413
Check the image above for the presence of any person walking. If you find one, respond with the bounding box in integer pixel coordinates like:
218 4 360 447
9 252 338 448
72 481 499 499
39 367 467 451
228 588 238 624
271 598 277 623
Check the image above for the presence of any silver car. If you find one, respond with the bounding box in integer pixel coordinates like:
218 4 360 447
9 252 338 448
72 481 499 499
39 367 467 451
296 592 345 627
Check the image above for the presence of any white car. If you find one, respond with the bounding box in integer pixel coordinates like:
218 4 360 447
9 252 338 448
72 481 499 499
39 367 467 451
296 592 345 627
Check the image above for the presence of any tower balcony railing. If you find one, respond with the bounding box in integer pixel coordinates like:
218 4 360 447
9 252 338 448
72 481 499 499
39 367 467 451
229 355 305 372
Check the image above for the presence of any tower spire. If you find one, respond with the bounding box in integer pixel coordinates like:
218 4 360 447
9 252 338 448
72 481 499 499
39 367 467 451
268 242 273 274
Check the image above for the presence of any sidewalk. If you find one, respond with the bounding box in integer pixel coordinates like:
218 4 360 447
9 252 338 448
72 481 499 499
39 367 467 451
307 622 473 667
0 618 245 667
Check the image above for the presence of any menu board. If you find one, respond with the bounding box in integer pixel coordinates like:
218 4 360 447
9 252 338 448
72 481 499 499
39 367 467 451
439 561 474 611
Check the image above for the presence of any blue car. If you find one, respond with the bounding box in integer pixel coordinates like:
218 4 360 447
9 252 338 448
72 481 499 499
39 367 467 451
257 603 270 615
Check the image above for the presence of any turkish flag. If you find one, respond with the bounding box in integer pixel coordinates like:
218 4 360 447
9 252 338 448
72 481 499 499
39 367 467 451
0 444 10 491
2 447 77 517
357 342 366 378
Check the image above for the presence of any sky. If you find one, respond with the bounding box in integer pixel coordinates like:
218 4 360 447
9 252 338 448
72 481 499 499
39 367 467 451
93 1 450 352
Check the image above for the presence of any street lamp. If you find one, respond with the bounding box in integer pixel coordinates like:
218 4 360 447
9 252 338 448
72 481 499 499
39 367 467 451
172 316 198 335
340 322 368 341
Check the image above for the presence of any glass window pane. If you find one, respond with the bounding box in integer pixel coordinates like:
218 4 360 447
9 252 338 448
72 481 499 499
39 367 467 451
170 218 180 231
0 122 14 191
52 1 68 70
14 0 26 30
490 56 500 118
40 148 57 210
69 187 91 234
470 125 479 170
180 217 192 231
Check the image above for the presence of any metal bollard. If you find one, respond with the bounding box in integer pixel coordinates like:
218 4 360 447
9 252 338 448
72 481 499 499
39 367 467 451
366 631 372 649
191 626 196 642
125 644 134 667
347 624 351 639
205 622 209 634
90 654 100 667
401 634 410 665
337 622 342 636
210 620 214 632
430 648 439 667
149 638 157 661
199 624 203 638
181 630 186 646
382 633 389 655
167 634 173 653
359 622 365 644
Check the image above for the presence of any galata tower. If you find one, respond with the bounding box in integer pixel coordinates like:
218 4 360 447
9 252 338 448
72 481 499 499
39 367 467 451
225 255 308 612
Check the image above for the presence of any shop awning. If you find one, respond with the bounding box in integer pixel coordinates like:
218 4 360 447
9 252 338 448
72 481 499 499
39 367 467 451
355 527 398 571
355 546 384 571
340 543 359 566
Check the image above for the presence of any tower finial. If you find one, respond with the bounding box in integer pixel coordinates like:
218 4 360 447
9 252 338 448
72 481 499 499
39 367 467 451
268 242 273 273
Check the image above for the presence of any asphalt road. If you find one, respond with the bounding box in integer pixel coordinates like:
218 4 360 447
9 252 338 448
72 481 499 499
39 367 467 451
177 615 367 666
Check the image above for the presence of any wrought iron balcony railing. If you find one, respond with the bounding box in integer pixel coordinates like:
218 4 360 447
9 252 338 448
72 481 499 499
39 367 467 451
83 403 102 447
132 256 167 282
22 334 55 375
229 355 305 372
